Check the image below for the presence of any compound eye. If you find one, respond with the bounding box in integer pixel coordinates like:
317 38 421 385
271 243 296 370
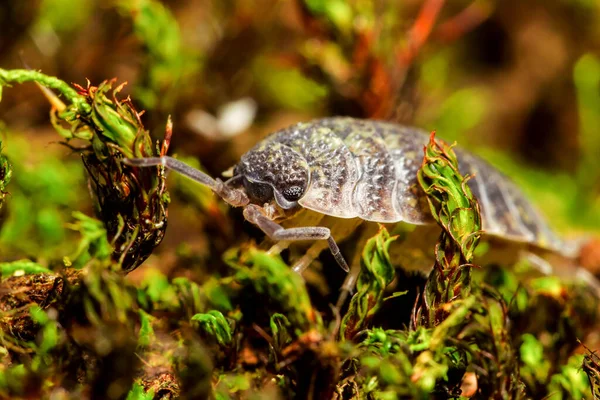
282 185 304 201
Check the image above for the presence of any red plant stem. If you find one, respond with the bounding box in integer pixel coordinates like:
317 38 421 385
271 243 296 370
435 1 493 43
398 0 446 66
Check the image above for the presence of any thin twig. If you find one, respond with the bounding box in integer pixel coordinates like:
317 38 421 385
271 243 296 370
398 0 446 66
0 68 90 114
435 1 493 43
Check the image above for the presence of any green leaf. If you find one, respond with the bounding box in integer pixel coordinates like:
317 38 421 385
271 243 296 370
140 269 179 309
304 0 353 33
416 134 483 325
29 306 59 354
201 278 233 312
225 247 319 335
34 0 93 34
66 212 113 266
0 133 86 258
253 57 328 111
117 0 200 111
191 310 233 347
0 260 51 277
379 359 402 385
137 309 155 348
126 383 155 400
29 305 49 325
418 135 482 262
340 226 397 340
0 68 90 114
0 139 11 211
520 333 550 382
574 54 600 186
547 354 591 400
425 88 489 144
269 313 292 351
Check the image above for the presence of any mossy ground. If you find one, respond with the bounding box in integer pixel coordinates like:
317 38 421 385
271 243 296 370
1 1 599 399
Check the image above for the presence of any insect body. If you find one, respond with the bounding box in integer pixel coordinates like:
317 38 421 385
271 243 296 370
235 118 563 249
123 117 577 291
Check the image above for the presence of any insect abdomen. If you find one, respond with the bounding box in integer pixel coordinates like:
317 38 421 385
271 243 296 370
306 117 432 223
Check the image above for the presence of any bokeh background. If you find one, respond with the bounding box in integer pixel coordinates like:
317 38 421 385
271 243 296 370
1 2 600 398
1 0 599 271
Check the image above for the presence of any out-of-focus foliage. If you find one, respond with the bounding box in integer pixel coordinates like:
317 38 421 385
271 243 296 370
583 349 600 398
0 138 11 212
225 248 322 335
0 69 170 272
340 227 397 340
191 310 233 347
0 133 84 259
65 211 112 267
252 57 329 111
34 0 94 37
473 53 600 234
573 54 600 226
116 0 201 113
0 0 599 399
0 259 51 277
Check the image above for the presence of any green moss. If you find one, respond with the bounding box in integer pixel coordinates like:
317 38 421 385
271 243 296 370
1 8 599 396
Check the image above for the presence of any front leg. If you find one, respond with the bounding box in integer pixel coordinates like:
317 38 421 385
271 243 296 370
243 204 349 272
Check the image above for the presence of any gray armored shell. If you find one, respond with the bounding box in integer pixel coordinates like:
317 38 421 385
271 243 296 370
235 117 563 252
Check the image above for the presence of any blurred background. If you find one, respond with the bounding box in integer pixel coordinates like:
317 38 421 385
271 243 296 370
1 0 599 273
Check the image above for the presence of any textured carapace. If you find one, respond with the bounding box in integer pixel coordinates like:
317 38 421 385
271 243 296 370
234 142 310 209
233 117 563 252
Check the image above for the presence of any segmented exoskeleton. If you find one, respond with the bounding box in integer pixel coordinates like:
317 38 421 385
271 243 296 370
124 117 588 297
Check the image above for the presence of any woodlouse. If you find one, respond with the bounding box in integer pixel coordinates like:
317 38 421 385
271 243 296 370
123 117 596 296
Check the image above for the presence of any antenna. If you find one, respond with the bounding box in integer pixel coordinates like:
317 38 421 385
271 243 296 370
123 156 249 207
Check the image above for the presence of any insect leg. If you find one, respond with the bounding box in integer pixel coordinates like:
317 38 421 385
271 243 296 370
244 205 350 272
335 223 380 309
336 258 361 309
291 242 329 273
